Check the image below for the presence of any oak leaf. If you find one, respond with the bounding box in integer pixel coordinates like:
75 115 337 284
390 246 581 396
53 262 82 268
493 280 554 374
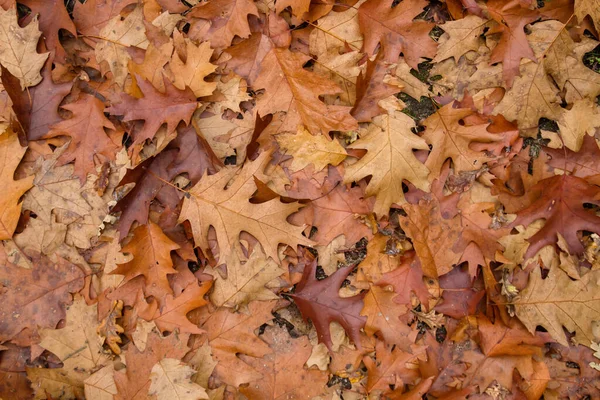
188 0 259 48
351 54 402 122
193 111 255 163
84 364 118 400
485 0 539 87
275 0 310 17
514 266 600 347
45 94 118 184
128 41 174 94
107 75 197 150
239 325 328 399
276 127 347 172
1 63 72 141
0 252 84 343
179 151 312 263
169 33 217 98
290 260 366 351
95 6 148 86
344 110 430 216
363 341 427 395
575 0 600 28
199 300 275 386
556 98 600 151
361 285 414 349
289 175 374 246
544 134 600 183
377 251 430 307
208 248 283 307
152 281 211 334
400 197 462 278
0 129 34 240
358 0 436 68
27 296 110 400
73 0 138 37
148 358 208 400
434 15 487 63
112 125 220 239
114 329 190 400
254 47 358 135
19 0 77 62
0 8 48 88
422 102 507 179
510 175 600 257
113 222 180 301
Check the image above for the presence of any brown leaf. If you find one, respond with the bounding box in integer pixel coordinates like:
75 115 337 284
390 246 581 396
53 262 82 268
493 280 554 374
254 47 358 135
179 151 312 263
107 75 197 151
114 329 190 400
45 94 118 184
239 325 328 398
188 0 259 48
510 174 600 257
113 222 180 302
199 300 275 387
152 281 211 334
358 0 436 68
0 251 84 343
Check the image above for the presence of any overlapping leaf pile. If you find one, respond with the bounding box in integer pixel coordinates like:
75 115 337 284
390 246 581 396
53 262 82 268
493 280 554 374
1 0 600 398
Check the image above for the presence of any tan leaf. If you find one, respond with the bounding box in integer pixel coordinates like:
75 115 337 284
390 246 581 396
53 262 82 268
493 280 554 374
345 109 429 216
0 8 48 88
170 32 217 97
148 358 208 400
209 247 284 307
95 6 148 86
193 111 255 163
84 364 118 400
28 296 110 399
433 15 487 63
514 267 600 347
276 127 347 172
179 151 313 263
557 98 600 151
400 198 461 278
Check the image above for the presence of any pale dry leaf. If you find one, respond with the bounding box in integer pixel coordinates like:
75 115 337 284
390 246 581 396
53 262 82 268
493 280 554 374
276 127 347 172
344 109 430 216
148 358 208 400
208 247 284 307
557 98 600 151
95 6 149 87
0 7 48 88
84 364 118 400
514 267 600 347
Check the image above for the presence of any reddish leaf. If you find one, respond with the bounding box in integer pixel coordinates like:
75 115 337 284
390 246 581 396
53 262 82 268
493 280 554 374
20 0 76 62
290 260 366 350
0 252 84 343
45 94 118 184
107 76 197 151
510 174 600 257
358 0 436 68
